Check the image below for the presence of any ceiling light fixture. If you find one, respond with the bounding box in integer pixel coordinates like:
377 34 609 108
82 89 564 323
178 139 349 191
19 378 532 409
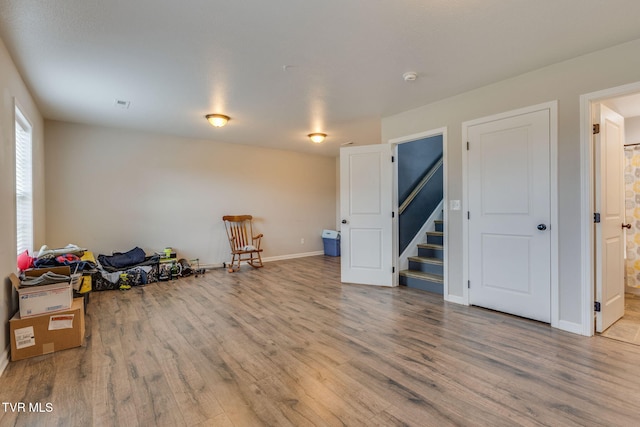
308 133 327 144
206 114 230 127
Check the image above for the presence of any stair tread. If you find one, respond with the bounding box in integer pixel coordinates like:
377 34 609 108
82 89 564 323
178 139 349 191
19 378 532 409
408 256 443 265
417 243 443 249
426 231 444 236
399 270 444 283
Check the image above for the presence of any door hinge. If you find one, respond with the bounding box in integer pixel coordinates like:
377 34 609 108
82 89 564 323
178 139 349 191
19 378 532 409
468 280 470 289
594 213 601 223
392 211 395 218
594 301 601 312
391 156 395 163
593 124 600 134
467 211 470 220
466 141 470 151
392 267 395 273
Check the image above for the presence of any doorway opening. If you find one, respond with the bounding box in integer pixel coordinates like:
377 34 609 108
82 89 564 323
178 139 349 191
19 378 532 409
581 80 640 338
389 128 448 298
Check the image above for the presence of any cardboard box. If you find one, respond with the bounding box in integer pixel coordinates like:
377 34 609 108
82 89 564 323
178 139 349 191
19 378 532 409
10 266 73 318
10 298 85 361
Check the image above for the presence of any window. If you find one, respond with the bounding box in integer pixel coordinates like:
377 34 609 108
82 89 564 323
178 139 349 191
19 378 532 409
15 106 33 256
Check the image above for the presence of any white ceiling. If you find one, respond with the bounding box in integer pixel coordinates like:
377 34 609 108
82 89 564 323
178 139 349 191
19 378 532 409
2 1 640 157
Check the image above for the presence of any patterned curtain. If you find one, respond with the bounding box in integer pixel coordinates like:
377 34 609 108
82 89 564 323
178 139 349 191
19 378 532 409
625 145 640 288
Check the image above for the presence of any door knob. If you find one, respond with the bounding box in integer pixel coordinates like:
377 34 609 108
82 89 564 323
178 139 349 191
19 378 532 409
341 219 348 224
537 224 547 231
623 223 632 229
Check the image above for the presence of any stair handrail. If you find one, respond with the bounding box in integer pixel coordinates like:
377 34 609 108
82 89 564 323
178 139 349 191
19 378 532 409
399 157 443 215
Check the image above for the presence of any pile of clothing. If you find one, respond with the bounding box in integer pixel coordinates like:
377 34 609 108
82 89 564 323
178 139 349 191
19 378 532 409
17 244 96 274
16 244 161 291
19 271 70 287
94 247 160 290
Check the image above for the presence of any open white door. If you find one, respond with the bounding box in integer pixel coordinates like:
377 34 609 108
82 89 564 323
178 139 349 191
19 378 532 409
340 144 394 286
595 104 626 332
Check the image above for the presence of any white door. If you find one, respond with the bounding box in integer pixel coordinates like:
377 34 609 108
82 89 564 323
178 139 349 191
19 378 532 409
468 109 551 322
340 145 394 286
595 104 625 332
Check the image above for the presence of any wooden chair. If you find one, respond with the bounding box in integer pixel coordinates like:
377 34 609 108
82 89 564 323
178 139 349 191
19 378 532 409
222 215 264 272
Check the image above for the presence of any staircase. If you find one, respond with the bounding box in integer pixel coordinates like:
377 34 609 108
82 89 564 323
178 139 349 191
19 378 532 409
399 219 444 294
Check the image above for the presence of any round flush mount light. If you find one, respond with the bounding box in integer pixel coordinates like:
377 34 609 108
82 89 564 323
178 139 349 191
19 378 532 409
308 133 327 143
206 114 230 127
403 71 418 82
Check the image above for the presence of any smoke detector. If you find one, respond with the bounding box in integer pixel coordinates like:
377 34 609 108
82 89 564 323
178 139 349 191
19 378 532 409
403 72 418 82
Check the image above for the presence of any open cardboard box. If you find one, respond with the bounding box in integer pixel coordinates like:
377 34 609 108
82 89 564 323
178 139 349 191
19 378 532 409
10 297 85 361
10 266 73 318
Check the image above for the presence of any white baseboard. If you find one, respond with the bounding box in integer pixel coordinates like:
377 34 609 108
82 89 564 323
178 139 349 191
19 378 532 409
556 319 587 336
198 263 225 269
625 285 640 295
210 251 325 270
0 346 9 376
444 294 468 305
263 251 324 263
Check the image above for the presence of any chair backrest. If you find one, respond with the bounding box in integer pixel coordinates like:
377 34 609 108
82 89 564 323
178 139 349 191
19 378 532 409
223 215 254 251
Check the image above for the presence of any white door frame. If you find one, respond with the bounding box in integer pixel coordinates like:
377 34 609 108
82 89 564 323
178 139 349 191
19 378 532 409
388 127 448 297
579 81 640 336
462 101 559 327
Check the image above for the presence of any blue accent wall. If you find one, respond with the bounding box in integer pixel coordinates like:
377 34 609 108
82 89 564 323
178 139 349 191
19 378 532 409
398 135 443 204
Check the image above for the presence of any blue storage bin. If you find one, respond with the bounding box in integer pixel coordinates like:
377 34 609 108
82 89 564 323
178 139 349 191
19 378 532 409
321 229 340 257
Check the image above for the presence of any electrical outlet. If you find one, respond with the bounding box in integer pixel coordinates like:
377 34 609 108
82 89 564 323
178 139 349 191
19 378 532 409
300 238 305 244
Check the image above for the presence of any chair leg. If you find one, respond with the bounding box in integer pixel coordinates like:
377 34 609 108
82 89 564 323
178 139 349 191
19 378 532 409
230 252 263 271
248 251 263 268
228 254 238 273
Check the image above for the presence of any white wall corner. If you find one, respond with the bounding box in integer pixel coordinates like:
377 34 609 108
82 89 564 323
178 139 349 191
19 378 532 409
444 294 468 305
556 320 588 336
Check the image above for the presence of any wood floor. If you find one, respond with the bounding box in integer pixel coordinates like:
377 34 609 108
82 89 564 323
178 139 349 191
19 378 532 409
600 292 640 345
2 255 640 426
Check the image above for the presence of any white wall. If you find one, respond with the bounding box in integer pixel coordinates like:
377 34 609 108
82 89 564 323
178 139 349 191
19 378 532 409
44 121 336 265
382 38 640 330
626 116 640 143
0 38 45 362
